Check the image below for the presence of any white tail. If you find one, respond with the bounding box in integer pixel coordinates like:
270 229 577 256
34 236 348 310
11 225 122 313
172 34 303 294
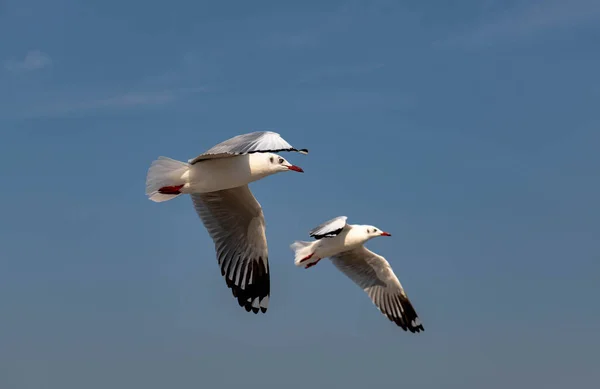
145 156 189 202
291 240 317 267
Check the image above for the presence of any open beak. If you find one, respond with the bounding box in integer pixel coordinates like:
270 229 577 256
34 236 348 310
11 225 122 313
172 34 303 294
380 232 391 236
287 165 304 173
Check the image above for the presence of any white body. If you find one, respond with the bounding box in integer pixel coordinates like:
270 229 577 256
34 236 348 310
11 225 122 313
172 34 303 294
183 154 272 193
292 225 370 266
145 152 298 202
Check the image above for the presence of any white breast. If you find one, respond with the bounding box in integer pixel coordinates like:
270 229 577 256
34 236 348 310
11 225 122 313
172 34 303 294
182 154 269 193
315 226 366 259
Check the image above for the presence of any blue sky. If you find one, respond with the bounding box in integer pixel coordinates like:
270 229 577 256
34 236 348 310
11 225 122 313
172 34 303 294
1 0 600 388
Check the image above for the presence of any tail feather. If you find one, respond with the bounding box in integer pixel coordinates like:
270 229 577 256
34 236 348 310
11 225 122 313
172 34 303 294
145 156 189 202
291 240 317 267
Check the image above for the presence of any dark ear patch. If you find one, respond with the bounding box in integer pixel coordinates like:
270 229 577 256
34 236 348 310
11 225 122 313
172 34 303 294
269 156 274 163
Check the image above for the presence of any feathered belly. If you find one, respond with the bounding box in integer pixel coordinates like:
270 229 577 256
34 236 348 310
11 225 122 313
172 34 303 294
183 156 257 193
314 228 367 259
315 235 361 259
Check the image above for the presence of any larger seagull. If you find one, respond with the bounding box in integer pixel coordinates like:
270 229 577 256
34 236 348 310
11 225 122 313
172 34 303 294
146 131 308 314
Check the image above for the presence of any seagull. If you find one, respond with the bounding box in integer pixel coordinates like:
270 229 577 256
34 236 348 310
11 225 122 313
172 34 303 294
146 131 308 314
291 216 424 332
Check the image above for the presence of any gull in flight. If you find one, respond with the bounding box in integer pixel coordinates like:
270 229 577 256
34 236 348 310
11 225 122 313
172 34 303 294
146 131 308 314
291 216 424 332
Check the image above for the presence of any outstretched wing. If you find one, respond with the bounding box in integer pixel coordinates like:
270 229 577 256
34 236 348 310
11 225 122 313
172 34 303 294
189 131 308 164
330 246 424 333
190 185 270 314
309 216 348 239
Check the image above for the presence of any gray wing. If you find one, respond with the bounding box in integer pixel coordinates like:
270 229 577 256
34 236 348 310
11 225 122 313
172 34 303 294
309 216 348 239
189 131 308 164
191 185 270 313
330 246 424 332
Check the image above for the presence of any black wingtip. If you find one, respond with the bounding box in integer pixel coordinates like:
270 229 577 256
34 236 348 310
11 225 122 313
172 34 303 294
298 148 309 154
396 295 425 333
221 257 270 314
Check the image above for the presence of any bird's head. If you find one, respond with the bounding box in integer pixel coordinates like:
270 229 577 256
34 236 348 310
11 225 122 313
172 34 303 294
363 225 391 239
265 152 304 173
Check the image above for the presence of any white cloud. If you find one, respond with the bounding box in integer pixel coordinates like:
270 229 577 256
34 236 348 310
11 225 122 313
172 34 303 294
4 50 52 72
93 91 176 108
26 87 205 117
439 0 600 48
0 50 207 118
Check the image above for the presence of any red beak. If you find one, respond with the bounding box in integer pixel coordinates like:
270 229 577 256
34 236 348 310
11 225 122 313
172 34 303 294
380 232 391 236
287 165 304 173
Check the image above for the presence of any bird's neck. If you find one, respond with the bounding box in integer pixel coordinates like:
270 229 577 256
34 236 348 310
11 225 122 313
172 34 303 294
248 154 276 181
346 225 372 246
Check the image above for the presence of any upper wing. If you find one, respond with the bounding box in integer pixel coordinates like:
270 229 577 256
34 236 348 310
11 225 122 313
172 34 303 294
330 246 424 332
189 131 308 164
190 185 270 314
308 216 348 239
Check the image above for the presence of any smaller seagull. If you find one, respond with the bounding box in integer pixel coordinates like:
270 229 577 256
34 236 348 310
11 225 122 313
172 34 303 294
291 216 424 333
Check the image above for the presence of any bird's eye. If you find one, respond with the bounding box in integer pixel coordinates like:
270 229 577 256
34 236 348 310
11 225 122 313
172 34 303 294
278 157 284 164
269 156 274 163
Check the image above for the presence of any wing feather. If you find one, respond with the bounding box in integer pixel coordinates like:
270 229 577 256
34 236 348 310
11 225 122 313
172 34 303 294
330 246 424 332
308 216 348 239
189 131 308 164
190 185 270 313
